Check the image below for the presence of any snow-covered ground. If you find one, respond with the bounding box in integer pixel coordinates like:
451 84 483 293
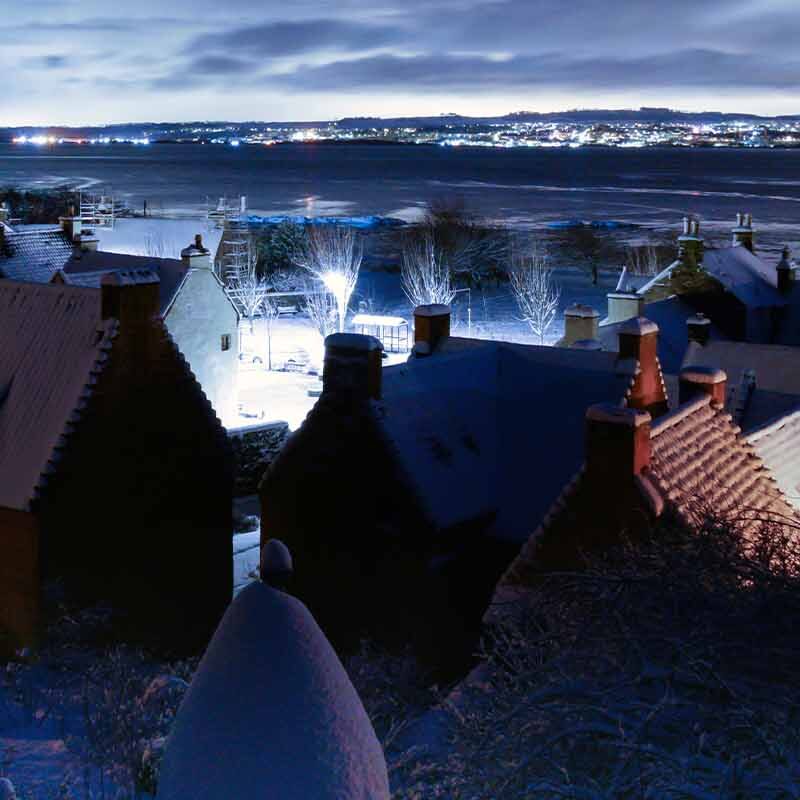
232 267 617 431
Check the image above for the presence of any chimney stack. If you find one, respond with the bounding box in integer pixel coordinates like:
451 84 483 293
59 207 82 242
686 312 711 345
617 317 668 417
323 333 382 401
75 230 99 253
678 217 704 268
776 245 795 295
732 212 755 252
413 304 451 356
0 202 9 224
585 403 652 479
181 234 212 269
562 304 600 345
101 269 161 324
679 366 727 406
605 292 644 325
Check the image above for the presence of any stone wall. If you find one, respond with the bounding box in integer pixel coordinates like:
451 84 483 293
229 422 291 497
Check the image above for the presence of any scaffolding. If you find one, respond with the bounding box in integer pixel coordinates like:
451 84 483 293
206 195 245 228
79 191 127 228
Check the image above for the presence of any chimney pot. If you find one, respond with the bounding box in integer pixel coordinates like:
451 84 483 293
679 366 727 406
413 304 451 354
585 403 652 478
323 333 382 400
683 217 690 235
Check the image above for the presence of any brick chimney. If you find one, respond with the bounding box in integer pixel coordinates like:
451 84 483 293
323 333 382 401
677 217 703 268
181 234 212 269
585 403 652 479
686 312 711 345
732 212 755 252
605 292 644 325
562 304 599 345
101 269 161 325
776 245 795 295
413 304 451 356
617 317 668 417
59 207 82 242
679 366 727 406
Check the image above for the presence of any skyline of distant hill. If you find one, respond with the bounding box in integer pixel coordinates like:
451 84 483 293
2 106 800 141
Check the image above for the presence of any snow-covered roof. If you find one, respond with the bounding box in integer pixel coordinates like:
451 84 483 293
157 580 390 800
702 247 785 308
0 280 116 511
60 250 189 316
379 340 631 542
647 394 798 532
0 226 73 283
683 339 800 431
638 248 786 310
92 218 224 261
747 408 800 512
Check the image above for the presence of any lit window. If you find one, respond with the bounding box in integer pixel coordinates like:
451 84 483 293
221 334 231 351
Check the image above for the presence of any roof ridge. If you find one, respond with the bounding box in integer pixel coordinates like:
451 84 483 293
650 394 712 436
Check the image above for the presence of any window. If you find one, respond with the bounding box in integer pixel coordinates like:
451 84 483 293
221 334 231 351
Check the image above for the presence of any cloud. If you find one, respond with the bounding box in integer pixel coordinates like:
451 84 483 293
192 18 404 58
283 49 800 93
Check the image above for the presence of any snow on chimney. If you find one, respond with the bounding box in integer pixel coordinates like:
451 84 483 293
616 317 668 417
585 403 652 479
776 245 795 294
181 234 212 269
686 312 711 345
413 304 451 356
59 206 82 241
732 212 755 252
323 333 382 401
562 304 600 345
678 366 727 406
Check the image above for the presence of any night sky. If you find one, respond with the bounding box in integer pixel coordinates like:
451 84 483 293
3 0 799 125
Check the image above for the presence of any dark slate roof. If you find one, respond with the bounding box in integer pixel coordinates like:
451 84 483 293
61 250 189 316
747 407 800 512
598 296 724 375
683 339 800 431
0 280 117 511
701 247 786 308
379 340 632 543
0 226 74 283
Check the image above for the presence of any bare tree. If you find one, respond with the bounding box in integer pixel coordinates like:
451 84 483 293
626 243 661 276
401 230 456 308
227 242 269 334
509 245 561 344
294 225 362 332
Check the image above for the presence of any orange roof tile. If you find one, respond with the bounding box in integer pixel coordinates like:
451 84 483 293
0 280 116 511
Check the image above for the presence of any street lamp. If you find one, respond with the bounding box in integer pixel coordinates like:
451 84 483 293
322 271 349 333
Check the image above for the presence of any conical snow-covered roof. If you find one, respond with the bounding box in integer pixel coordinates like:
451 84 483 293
157 580 390 800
